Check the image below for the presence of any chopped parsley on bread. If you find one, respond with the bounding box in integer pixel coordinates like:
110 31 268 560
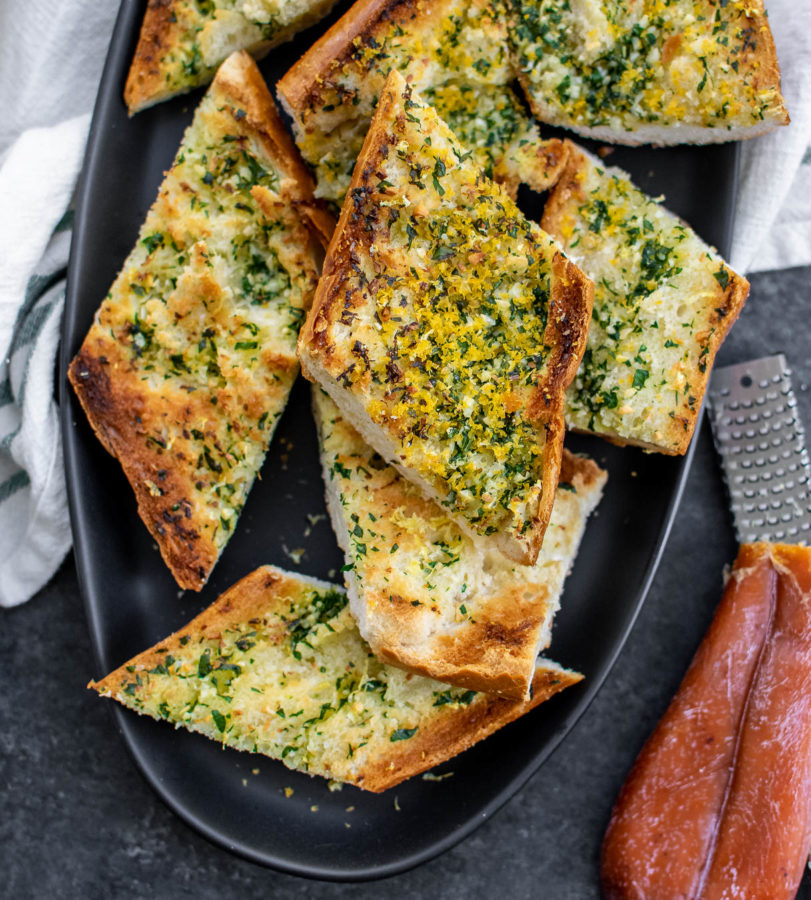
69 52 333 590
90 565 582 792
125 0 340 113
298 71 593 565
510 0 788 144
314 389 606 699
543 143 748 454
277 0 569 204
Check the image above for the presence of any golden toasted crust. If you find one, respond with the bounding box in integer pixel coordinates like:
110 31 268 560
124 0 182 114
70 54 331 590
92 567 297 678
543 142 748 455
91 564 582 792
300 72 592 565
315 384 606 697
124 0 340 115
512 0 788 145
277 0 404 114
277 0 568 203
69 349 218 586
525 250 595 557
358 663 583 791
212 51 336 241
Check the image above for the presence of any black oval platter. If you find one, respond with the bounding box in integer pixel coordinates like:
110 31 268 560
60 0 740 882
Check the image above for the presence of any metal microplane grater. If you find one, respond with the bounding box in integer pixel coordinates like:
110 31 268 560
708 355 811 545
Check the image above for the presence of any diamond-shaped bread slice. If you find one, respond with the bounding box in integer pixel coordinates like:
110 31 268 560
314 388 606 699
90 565 581 792
277 0 568 204
542 143 749 454
125 0 340 113
69 53 333 590
298 70 593 566
510 0 788 145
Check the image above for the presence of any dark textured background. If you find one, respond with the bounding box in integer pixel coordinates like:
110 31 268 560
3 264 810 898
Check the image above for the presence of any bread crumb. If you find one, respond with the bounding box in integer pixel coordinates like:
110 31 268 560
328 780 344 792
284 787 294 798
242 778 248 787
252 768 260 775
304 513 326 537
596 145 614 158
345 805 355 812
394 796 401 811
310 805 319 812
282 544 306 565
421 771 454 782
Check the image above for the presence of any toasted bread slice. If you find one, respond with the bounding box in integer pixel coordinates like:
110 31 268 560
542 143 748 455
511 0 788 145
277 0 568 204
125 0 340 114
69 53 334 590
313 388 606 698
90 565 582 792
298 71 593 566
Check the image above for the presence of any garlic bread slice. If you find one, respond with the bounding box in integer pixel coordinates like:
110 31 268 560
543 143 748 454
314 388 605 699
90 565 582 792
298 71 593 566
125 0 340 113
510 0 788 145
277 0 568 205
69 52 332 590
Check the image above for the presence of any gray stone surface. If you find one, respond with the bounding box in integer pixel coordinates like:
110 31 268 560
3 265 810 898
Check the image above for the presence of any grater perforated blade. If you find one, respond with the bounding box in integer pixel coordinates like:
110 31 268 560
708 354 811 545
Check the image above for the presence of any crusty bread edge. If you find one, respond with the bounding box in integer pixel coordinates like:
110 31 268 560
89 565 337 686
521 248 594 560
68 349 220 590
125 0 341 115
125 0 186 114
358 659 583 791
277 0 417 118
214 52 337 245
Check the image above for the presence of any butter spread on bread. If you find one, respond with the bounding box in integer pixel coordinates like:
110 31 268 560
69 52 332 590
125 0 340 113
298 71 593 565
511 0 788 145
543 143 748 455
90 565 582 792
314 388 606 699
277 0 568 204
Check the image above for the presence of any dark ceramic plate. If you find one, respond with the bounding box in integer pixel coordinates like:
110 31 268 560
60 0 740 882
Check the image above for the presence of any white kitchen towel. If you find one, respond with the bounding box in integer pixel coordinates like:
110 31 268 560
0 114 91 606
0 0 117 606
729 1 811 274
0 0 809 605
